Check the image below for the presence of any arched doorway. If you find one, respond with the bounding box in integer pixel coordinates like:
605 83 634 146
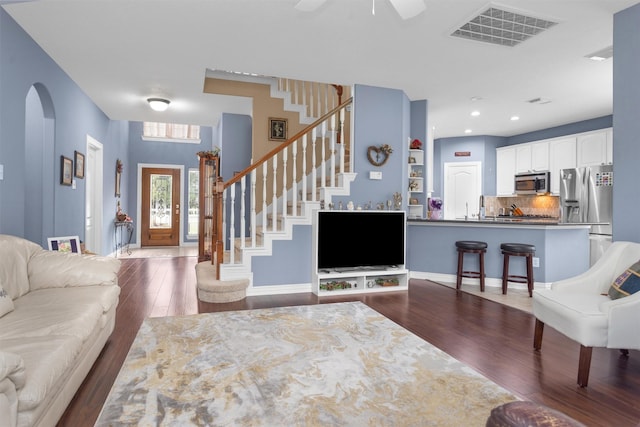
25 84 55 247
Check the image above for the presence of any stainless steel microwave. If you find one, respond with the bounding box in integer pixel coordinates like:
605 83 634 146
514 171 550 195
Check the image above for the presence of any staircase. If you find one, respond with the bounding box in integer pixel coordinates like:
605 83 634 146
198 80 355 298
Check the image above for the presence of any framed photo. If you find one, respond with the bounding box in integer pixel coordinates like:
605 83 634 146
268 117 287 141
47 235 81 254
74 150 85 179
60 156 73 186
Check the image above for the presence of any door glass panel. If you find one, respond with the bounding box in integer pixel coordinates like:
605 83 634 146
149 174 172 229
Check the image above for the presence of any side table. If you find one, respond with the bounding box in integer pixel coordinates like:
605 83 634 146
114 220 134 256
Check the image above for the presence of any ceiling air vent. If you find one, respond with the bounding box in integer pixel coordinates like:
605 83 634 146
526 97 552 105
451 6 558 47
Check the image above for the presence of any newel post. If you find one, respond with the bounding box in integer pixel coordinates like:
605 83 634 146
213 176 225 277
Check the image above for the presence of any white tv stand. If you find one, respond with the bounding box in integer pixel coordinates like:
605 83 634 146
311 211 409 296
312 266 409 296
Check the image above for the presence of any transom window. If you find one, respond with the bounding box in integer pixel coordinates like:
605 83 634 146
143 122 201 143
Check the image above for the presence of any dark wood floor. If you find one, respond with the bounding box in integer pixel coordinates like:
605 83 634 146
58 255 640 426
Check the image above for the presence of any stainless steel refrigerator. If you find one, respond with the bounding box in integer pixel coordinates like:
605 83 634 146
560 165 613 265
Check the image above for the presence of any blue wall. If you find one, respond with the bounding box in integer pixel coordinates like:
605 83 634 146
432 115 613 197
127 122 215 244
613 3 640 243
220 113 252 247
506 116 613 146
0 9 127 254
250 84 413 285
332 84 410 209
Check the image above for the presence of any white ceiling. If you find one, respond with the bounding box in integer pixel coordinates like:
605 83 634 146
2 0 637 139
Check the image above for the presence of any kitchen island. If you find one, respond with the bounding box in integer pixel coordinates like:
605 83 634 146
406 218 592 288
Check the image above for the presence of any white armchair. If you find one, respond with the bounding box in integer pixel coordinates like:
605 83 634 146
532 241 640 387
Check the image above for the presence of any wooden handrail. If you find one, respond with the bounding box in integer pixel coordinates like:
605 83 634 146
223 97 353 189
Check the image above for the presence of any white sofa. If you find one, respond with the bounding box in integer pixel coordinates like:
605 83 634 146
0 235 121 427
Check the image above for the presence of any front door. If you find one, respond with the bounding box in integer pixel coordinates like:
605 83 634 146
141 167 181 246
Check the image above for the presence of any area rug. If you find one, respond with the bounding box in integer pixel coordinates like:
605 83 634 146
433 281 533 313
95 302 519 426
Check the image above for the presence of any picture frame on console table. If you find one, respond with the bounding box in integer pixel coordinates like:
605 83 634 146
47 235 81 254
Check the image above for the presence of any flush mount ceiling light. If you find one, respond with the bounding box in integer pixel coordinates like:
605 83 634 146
147 98 170 112
471 110 480 117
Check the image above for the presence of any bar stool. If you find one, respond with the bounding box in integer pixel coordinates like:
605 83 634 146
455 241 487 292
500 243 536 297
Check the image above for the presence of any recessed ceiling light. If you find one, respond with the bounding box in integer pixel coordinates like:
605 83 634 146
585 46 613 61
471 111 480 117
464 129 472 134
510 116 520 121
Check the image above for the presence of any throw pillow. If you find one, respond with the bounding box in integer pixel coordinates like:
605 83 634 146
609 260 640 300
0 284 14 318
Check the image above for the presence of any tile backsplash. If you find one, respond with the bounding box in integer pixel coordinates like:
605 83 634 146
484 195 560 217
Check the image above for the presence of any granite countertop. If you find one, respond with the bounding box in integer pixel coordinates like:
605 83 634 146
409 217 605 226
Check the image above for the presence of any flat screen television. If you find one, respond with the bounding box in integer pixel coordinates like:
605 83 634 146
316 211 406 271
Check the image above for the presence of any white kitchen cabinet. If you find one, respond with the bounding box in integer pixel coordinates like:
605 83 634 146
606 128 613 165
496 146 516 195
577 130 609 167
549 137 577 194
515 144 532 173
531 141 550 171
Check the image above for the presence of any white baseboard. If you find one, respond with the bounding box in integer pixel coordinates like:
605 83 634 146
247 283 312 296
409 271 550 290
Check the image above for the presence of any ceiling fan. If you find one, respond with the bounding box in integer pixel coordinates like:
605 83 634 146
295 0 426 20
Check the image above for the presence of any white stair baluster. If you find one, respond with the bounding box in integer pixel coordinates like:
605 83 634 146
311 128 317 202
251 169 257 248
302 134 308 202
292 142 298 218
262 163 267 237
229 182 236 264
330 114 336 187
222 187 227 255
282 147 288 216
272 153 278 232
240 176 246 251
340 108 345 174
321 121 327 189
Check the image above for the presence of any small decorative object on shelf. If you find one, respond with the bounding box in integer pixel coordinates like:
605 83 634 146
393 192 402 210
429 197 443 220
320 281 354 291
375 277 400 287
367 144 393 166
197 147 220 158
409 180 419 191
115 200 130 222
410 139 423 149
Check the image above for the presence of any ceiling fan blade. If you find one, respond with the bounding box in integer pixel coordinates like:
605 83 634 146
388 0 426 20
294 0 327 12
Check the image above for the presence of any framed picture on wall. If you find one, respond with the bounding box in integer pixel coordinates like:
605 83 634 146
60 156 73 186
47 235 81 254
268 117 287 141
74 150 85 179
